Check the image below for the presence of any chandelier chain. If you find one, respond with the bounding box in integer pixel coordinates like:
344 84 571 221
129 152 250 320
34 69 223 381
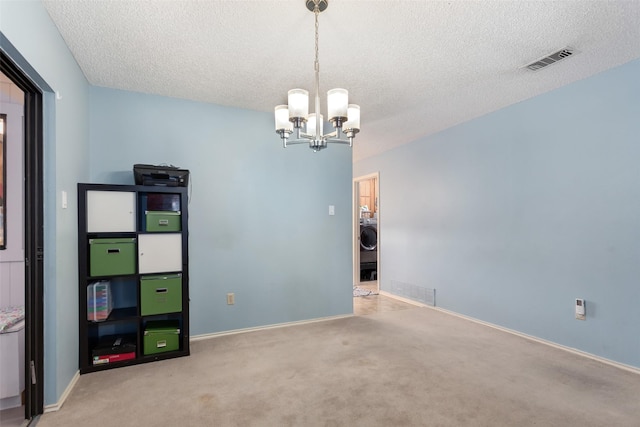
314 4 320 73
313 1 321 142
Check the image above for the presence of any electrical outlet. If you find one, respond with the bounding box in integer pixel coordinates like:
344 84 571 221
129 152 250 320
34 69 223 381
227 293 235 305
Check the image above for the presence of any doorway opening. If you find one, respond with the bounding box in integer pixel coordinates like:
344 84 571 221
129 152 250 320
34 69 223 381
1 44 46 424
353 173 379 295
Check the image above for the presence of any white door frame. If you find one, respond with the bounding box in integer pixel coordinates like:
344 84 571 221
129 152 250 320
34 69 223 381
353 172 380 289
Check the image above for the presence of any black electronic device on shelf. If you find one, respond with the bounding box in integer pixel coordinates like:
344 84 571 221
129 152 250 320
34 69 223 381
133 164 190 187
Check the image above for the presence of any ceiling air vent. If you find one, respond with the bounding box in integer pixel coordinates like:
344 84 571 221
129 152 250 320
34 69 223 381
525 47 576 71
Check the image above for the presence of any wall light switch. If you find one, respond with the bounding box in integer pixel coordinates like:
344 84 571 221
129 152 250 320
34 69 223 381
61 191 68 209
329 205 335 216
575 298 585 320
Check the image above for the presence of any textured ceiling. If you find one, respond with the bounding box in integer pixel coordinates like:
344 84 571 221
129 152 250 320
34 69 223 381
42 0 640 162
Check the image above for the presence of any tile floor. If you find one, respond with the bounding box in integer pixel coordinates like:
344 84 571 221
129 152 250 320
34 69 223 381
0 405 27 427
353 281 418 316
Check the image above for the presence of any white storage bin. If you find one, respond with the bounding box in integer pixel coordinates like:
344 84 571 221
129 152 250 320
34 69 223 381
138 234 182 274
87 190 136 232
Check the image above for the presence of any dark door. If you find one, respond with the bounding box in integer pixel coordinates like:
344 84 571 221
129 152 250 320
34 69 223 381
1 45 45 421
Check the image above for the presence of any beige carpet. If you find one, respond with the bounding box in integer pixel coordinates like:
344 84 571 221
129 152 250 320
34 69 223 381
36 307 640 426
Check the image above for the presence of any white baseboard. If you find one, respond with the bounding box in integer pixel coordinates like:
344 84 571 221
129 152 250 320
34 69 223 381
0 395 22 411
43 370 79 413
380 290 640 375
191 314 354 342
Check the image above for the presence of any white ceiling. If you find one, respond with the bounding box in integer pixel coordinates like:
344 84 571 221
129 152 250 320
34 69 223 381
42 0 640 162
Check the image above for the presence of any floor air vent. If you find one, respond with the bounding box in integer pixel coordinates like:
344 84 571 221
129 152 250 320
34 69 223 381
525 47 575 71
390 281 435 306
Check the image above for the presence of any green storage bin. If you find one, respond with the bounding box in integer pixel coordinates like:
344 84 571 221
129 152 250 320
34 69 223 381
144 320 180 355
140 274 182 316
145 211 181 232
89 238 136 277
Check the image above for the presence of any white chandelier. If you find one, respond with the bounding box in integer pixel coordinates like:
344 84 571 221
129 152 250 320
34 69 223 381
274 0 361 152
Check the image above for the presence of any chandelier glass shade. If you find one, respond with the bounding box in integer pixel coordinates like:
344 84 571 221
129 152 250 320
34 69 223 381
274 0 361 152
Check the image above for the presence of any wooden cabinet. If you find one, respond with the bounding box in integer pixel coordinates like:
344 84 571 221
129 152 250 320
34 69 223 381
358 178 377 215
77 183 189 374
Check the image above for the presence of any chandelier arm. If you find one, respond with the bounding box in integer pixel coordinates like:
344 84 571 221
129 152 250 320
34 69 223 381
324 127 353 146
321 130 338 139
298 131 315 140
320 127 341 140
323 139 352 146
323 131 352 145
284 140 311 146
284 131 315 145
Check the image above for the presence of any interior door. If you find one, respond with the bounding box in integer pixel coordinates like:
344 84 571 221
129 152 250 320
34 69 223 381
353 173 379 291
1 46 46 422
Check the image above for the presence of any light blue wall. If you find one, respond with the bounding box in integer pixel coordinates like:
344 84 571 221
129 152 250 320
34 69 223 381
355 59 640 368
1 1 90 405
89 87 353 335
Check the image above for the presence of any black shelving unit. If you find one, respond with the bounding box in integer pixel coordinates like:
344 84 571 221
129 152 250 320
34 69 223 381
77 183 189 374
